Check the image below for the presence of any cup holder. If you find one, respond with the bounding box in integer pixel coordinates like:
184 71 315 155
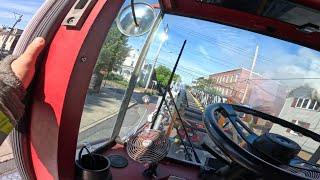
75 146 112 180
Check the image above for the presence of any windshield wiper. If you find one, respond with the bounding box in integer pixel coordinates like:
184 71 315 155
159 87 193 161
149 39 201 163
167 89 201 163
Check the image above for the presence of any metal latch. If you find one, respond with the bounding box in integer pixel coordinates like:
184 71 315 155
62 0 98 28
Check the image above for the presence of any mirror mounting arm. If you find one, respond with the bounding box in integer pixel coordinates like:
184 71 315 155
131 0 139 27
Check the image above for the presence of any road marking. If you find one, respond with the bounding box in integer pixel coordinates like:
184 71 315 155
188 91 204 112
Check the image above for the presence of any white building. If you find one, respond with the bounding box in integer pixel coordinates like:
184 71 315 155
0 28 23 53
117 49 139 81
270 86 320 153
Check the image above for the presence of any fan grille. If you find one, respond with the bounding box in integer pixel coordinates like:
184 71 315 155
127 129 169 164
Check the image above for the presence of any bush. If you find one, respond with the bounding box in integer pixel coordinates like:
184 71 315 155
105 72 124 81
114 80 129 87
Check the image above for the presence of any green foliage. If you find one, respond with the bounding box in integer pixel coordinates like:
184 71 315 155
104 72 128 87
95 23 130 73
195 78 220 95
155 65 181 87
105 72 124 81
114 80 129 87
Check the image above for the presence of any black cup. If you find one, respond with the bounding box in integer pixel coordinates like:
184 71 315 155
75 147 112 180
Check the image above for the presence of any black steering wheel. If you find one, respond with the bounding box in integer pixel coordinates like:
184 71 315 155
204 103 320 179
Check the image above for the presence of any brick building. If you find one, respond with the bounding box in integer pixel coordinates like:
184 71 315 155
209 68 286 116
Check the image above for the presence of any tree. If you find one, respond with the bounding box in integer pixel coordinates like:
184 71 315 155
89 23 130 93
195 78 220 95
155 65 181 87
95 23 130 73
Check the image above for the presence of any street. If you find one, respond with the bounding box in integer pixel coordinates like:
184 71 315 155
78 85 158 145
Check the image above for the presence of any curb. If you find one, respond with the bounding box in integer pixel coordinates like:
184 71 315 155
79 100 138 132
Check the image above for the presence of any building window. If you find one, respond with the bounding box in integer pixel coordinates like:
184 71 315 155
286 120 310 137
315 102 320 111
294 98 319 110
230 75 233 83
301 99 309 108
235 74 239 82
295 98 303 108
308 100 317 110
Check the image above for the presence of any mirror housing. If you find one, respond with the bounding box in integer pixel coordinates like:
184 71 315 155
116 2 155 37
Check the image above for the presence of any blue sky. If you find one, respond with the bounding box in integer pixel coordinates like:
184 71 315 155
129 13 320 91
1 0 320 91
0 0 43 29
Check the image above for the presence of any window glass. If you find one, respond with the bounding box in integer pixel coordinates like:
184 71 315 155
315 102 320 111
302 99 309 108
235 75 238 82
76 0 142 148
296 98 303 107
309 100 317 110
137 14 320 164
73 8 320 167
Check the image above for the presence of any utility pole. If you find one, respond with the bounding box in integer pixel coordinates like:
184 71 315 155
144 24 169 90
0 12 23 55
241 45 259 104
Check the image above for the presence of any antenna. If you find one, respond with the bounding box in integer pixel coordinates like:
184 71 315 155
151 40 187 129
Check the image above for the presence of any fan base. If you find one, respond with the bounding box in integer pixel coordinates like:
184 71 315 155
143 163 158 177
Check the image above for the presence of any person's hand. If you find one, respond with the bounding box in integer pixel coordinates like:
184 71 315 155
11 37 45 89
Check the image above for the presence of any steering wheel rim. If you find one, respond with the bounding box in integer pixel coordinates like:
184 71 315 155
203 103 320 179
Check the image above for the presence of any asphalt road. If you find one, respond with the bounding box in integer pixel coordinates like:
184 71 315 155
78 85 158 146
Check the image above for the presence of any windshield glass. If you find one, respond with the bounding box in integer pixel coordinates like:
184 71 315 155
77 0 320 165
118 13 320 163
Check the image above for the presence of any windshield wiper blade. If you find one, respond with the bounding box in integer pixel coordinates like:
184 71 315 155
167 90 201 164
160 91 193 162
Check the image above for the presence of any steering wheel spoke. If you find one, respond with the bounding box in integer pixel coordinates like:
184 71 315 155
204 103 320 179
218 104 256 146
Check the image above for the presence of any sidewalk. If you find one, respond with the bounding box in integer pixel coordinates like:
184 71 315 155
0 85 129 177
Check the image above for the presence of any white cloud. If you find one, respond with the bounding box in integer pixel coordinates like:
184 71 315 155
199 46 209 56
263 46 320 92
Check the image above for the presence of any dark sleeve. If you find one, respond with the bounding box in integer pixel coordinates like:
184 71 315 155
0 55 26 126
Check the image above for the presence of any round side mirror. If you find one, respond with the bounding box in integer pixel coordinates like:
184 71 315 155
116 2 155 37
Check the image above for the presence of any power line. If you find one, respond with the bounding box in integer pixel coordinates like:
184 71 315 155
170 24 274 64
157 61 209 77
238 77 320 82
157 47 320 83
158 45 320 83
162 43 238 68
